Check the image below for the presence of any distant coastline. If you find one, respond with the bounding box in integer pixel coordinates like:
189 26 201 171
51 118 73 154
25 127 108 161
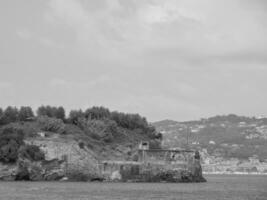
203 172 267 175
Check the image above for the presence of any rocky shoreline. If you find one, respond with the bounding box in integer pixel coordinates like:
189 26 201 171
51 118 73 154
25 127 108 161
0 156 207 183
0 139 206 182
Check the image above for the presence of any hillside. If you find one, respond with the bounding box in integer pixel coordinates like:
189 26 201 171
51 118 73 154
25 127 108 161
0 106 161 181
153 114 267 174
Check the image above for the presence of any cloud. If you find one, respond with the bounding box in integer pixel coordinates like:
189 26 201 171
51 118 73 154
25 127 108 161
45 0 89 27
43 0 267 66
49 75 111 88
0 81 12 89
16 27 62 49
38 37 63 48
137 1 201 24
49 78 68 87
16 29 32 40
177 83 197 96
2 0 267 121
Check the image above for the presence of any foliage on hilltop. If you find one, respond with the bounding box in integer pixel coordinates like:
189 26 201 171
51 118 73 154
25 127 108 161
0 105 157 135
37 106 65 121
0 105 161 164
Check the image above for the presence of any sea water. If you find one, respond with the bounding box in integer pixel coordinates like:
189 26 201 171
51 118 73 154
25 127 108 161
0 175 266 200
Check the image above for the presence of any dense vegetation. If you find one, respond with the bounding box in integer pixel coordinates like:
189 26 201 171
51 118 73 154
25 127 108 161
0 105 161 164
1 106 148 128
0 127 44 163
0 127 24 163
0 105 160 137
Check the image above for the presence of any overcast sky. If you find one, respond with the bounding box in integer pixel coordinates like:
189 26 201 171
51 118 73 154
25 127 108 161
0 0 267 122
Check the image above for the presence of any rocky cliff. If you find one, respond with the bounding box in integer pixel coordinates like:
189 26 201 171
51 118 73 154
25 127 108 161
0 137 101 181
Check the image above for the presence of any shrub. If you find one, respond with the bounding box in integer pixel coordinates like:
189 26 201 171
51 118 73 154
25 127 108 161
19 144 45 161
78 141 85 149
37 116 66 134
145 126 159 139
77 118 117 142
111 111 148 130
0 127 24 163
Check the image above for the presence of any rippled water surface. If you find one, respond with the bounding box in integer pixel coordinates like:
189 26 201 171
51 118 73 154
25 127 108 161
0 175 266 200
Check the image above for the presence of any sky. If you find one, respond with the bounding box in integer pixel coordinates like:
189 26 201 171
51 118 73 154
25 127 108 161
0 0 267 122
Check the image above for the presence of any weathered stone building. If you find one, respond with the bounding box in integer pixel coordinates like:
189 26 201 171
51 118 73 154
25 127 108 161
99 141 206 182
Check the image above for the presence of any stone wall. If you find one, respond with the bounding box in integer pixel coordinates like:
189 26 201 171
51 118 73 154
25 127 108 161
100 151 206 182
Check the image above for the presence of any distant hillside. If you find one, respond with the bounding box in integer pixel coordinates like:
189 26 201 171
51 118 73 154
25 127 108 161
153 114 267 173
152 114 267 173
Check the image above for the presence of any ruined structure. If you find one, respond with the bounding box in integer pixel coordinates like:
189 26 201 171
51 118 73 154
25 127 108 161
100 141 206 182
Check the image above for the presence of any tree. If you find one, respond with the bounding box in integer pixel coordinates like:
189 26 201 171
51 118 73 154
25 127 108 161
68 109 84 125
37 105 49 117
0 108 3 125
110 111 148 130
55 106 65 121
84 106 110 120
18 106 34 121
37 105 65 120
2 106 19 124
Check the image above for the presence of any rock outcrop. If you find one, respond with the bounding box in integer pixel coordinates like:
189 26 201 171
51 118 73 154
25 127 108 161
0 137 102 181
0 158 66 181
0 163 17 181
25 138 100 177
16 158 66 181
